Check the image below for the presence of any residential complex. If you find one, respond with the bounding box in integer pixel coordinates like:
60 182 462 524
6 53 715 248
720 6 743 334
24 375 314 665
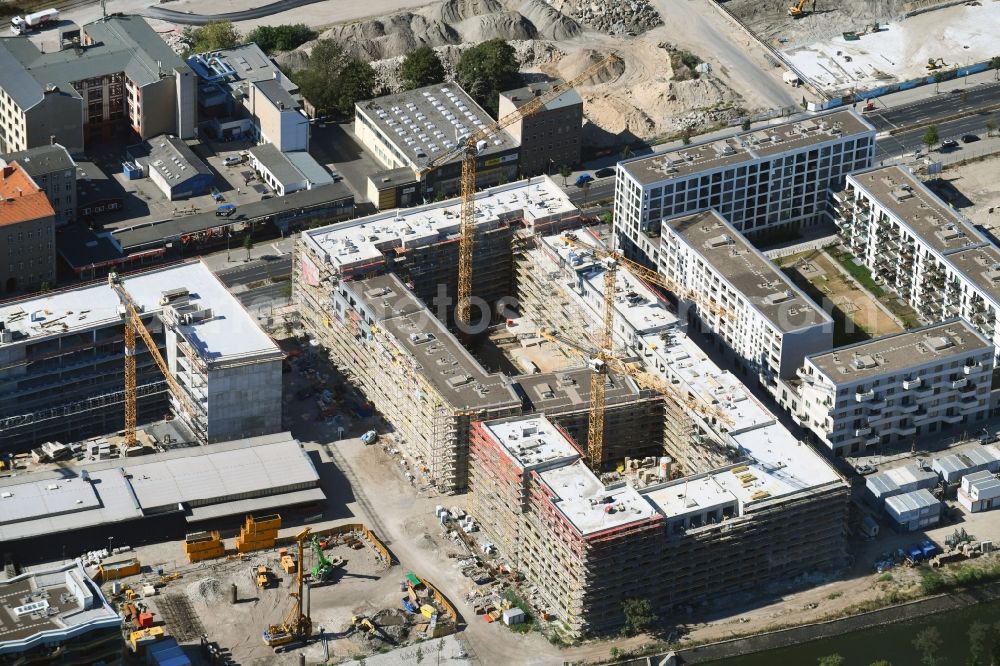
659 209 833 387
0 561 121 662
794 319 994 456
614 109 874 263
355 83 520 209
498 79 582 176
0 143 76 226
0 16 196 153
833 165 1000 359
469 413 848 637
0 260 282 450
0 162 56 295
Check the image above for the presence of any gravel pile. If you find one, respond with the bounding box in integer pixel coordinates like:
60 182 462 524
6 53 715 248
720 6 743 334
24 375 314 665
552 0 662 36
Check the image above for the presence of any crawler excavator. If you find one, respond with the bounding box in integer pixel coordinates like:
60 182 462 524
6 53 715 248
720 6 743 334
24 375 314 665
788 0 817 18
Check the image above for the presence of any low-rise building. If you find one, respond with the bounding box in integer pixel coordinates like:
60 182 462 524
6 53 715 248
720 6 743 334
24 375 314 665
884 488 941 531
248 77 309 152
931 445 1000 483
957 470 1000 513
128 134 214 201
0 16 196 153
865 463 939 505
0 561 121 661
0 162 55 295
355 83 520 207
659 209 833 390
498 79 582 176
794 319 994 456
249 143 332 196
0 143 76 226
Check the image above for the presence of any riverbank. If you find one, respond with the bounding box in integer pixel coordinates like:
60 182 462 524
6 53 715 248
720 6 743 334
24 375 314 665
673 579 1000 664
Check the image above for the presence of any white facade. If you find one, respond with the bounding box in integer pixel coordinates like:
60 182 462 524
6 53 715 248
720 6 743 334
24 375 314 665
658 209 833 390
795 319 994 456
614 109 875 264
958 470 1000 513
834 165 1000 362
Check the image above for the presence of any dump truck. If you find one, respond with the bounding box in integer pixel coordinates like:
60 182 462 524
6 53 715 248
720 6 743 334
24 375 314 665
10 9 59 35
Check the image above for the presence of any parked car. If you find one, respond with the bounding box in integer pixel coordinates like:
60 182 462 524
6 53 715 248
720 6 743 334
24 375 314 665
223 155 242 166
940 139 959 150
961 134 979 143
574 173 594 187
215 203 236 217
361 430 378 445
594 167 615 178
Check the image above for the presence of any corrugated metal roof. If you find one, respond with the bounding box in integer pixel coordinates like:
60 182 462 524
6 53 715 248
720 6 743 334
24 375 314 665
187 488 326 522
885 488 939 513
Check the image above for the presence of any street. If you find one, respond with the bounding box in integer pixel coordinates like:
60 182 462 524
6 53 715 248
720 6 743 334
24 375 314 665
864 81 1000 133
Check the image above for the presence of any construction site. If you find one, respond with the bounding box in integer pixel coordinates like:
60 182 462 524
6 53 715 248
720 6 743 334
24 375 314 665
294 169 852 637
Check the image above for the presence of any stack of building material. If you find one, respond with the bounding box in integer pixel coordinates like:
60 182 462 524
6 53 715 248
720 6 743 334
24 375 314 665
183 531 225 562
235 514 281 553
97 557 141 581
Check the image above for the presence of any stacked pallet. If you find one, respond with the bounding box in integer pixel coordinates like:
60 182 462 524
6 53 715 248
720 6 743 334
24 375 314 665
235 514 281 553
184 531 225 562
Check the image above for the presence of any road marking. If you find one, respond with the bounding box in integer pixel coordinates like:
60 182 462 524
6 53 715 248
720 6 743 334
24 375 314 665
270 243 285 255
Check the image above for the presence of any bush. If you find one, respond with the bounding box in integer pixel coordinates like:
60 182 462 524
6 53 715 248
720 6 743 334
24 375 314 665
401 46 445 90
184 21 241 54
919 570 947 595
456 39 520 117
246 24 316 53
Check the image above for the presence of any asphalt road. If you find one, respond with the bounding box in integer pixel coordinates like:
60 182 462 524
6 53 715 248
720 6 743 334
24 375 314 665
139 0 324 25
217 256 292 287
875 112 997 160
865 81 1000 133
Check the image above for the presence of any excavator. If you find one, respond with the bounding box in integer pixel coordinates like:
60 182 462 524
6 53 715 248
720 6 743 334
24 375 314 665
263 528 312 650
310 536 343 583
788 0 817 18
926 58 947 71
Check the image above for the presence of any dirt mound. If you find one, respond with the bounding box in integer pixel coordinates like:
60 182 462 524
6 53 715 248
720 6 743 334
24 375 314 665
549 0 662 36
318 13 461 60
436 0 504 23
191 578 227 605
516 0 582 40
555 49 626 86
457 10 537 41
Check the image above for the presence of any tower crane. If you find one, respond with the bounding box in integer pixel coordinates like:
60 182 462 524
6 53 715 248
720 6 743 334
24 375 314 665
263 527 313 648
416 52 622 328
107 272 201 449
559 233 735 325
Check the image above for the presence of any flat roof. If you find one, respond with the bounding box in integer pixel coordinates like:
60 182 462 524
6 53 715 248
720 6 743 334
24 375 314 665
514 366 645 413
253 78 300 110
664 209 830 333
286 151 334 187
249 143 302 185
500 79 582 113
0 561 118 649
56 226 124 270
621 109 873 185
539 460 658 536
356 83 517 169
129 134 212 182
885 488 939 513
113 182 354 250
0 260 278 364
946 245 1000 308
186 43 299 95
964 471 1000 495
0 433 319 543
848 166 985 255
481 416 581 471
807 318 992 382
348 273 521 411
303 176 575 276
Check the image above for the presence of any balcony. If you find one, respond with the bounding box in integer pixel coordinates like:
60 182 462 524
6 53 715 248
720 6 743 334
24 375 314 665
943 413 964 424
902 377 922 390
856 389 875 402
951 378 968 389
899 402 919 413
865 435 881 447
855 426 872 437
964 362 983 375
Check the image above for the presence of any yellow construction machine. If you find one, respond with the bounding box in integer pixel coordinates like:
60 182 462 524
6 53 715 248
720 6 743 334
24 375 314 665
926 58 947 71
262 528 312 649
788 0 816 18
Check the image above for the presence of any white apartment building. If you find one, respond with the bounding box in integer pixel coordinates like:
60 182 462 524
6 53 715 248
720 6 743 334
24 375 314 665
795 319 994 456
658 209 833 391
614 109 875 265
833 165 1000 361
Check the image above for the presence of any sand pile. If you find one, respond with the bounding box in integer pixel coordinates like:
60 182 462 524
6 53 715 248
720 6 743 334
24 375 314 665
316 13 461 60
516 0 583 40
456 11 538 41
436 0 504 23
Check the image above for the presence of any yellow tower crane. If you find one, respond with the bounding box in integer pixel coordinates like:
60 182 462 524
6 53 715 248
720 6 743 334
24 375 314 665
416 52 623 328
107 272 200 449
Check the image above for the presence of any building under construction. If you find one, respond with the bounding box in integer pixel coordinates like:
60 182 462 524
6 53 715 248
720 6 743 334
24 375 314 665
469 412 848 638
0 260 283 450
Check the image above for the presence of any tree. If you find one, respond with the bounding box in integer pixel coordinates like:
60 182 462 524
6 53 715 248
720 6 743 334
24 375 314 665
599 210 613 225
681 129 692 145
621 598 657 636
991 56 1000 81
621 144 633 160
913 626 942 666
335 58 378 116
933 71 943 93
456 39 520 116
401 46 445 90
742 118 752 131
294 40 374 117
922 124 939 151
184 21 241 54
559 164 572 187
243 233 254 262
817 656 845 666
986 116 996 138
246 24 315 53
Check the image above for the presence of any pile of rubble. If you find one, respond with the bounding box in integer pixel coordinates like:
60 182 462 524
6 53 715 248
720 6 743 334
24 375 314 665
551 0 662 36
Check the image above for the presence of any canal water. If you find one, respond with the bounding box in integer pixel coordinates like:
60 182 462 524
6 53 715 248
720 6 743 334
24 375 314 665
704 598 1000 665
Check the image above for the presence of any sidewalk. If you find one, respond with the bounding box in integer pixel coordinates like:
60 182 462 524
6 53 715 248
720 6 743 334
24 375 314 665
199 234 297 274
